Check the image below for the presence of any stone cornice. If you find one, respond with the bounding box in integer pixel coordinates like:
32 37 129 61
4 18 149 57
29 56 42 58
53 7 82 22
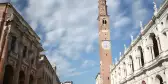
5 3 44 51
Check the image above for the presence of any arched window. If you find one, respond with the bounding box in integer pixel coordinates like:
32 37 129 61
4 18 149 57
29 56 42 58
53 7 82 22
19 71 25 84
104 20 107 24
129 56 134 72
166 16 168 28
3 65 14 84
102 19 107 24
11 36 16 51
138 46 144 66
155 75 163 84
22 46 27 58
123 62 127 77
150 33 159 58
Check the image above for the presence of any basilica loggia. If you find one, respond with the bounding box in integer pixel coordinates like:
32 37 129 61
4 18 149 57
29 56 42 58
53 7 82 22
110 0 168 84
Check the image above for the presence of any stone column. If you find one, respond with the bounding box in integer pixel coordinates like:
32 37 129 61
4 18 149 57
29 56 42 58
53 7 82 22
150 46 155 60
160 33 168 52
144 46 153 63
156 35 162 53
13 39 24 84
33 78 37 84
137 57 141 70
166 32 168 38
13 66 20 84
162 62 168 84
15 40 19 54
147 77 153 84
0 25 10 84
25 68 30 84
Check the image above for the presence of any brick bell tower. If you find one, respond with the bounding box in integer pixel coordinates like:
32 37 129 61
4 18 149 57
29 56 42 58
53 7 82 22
98 0 112 84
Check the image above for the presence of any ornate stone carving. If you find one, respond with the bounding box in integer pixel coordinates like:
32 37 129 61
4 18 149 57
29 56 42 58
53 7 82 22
31 70 35 76
6 13 14 21
8 57 16 68
21 64 27 71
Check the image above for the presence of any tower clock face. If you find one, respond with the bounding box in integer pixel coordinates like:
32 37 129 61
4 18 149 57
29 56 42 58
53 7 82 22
101 41 111 49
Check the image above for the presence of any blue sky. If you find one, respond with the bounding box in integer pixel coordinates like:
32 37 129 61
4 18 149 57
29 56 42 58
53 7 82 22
0 0 165 84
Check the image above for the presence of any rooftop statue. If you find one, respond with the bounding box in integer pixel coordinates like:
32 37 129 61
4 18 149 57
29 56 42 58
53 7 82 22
153 1 158 16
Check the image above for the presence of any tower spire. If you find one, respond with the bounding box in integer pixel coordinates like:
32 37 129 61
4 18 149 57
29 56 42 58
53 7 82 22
98 0 108 16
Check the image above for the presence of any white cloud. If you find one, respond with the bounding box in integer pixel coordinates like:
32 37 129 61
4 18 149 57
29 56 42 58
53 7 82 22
11 0 163 80
131 0 150 29
0 0 10 3
113 16 131 28
19 0 101 78
81 60 96 68
68 70 89 77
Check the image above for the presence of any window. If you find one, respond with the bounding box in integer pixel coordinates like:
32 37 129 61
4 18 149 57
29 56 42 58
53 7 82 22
31 58 34 65
102 19 107 24
11 36 16 51
156 75 164 84
129 56 134 72
161 22 163 25
104 20 107 24
22 46 27 58
138 46 144 66
150 33 159 58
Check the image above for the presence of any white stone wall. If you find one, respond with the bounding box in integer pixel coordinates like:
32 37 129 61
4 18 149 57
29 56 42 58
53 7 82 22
96 74 101 84
110 0 168 84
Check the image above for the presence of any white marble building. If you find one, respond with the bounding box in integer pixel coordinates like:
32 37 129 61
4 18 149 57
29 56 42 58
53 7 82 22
110 0 168 84
96 73 103 84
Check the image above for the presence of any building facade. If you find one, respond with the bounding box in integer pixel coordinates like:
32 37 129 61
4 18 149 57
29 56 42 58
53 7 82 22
96 73 102 84
0 3 61 84
0 3 44 84
97 0 112 83
110 0 168 84
37 55 61 84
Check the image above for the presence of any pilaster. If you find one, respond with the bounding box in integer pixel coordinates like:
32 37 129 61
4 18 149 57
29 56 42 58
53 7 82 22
13 65 20 84
162 62 168 84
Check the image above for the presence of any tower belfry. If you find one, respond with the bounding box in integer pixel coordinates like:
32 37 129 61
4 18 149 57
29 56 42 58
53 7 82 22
98 0 108 16
98 0 112 84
